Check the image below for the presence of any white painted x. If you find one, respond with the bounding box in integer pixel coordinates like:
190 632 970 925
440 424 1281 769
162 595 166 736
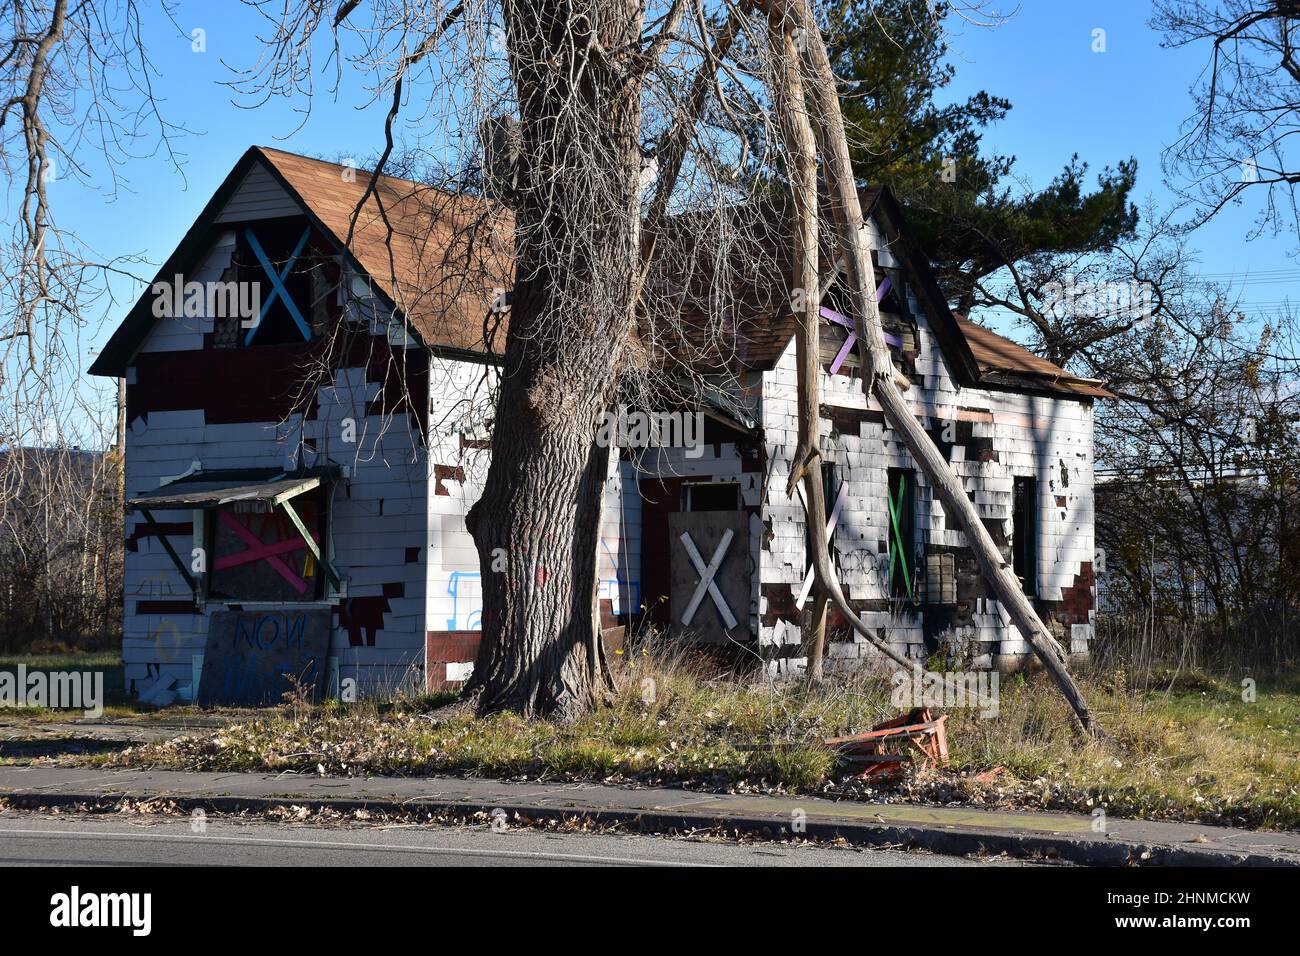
679 529 739 629
796 481 849 609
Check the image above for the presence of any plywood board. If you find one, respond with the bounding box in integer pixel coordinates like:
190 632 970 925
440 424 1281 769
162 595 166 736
197 608 331 706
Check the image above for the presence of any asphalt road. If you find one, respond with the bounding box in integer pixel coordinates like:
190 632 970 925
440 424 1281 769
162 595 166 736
0 811 1033 867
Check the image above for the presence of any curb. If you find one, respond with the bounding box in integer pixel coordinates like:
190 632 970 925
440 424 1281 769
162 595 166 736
4 787 1297 867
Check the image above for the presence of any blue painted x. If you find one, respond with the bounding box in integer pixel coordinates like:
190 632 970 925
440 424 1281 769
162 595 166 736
243 226 313 345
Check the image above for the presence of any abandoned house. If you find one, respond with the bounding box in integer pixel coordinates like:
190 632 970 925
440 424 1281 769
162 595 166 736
89 146 1109 704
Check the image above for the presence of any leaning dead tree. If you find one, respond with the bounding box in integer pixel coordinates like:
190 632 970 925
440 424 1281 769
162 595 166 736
761 0 1098 735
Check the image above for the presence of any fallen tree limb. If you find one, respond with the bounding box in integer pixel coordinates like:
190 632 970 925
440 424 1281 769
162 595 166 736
764 8 915 678
763 0 1100 736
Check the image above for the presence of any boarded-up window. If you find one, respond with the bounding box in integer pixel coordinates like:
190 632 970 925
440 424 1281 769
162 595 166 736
926 552 956 604
207 494 327 602
887 468 916 600
1012 476 1038 597
218 219 340 347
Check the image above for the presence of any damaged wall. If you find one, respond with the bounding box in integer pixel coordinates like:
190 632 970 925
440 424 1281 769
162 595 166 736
122 221 429 701
758 219 1097 675
422 359 644 688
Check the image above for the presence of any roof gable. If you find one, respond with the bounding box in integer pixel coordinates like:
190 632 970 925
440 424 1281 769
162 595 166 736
256 148 512 359
89 147 512 377
90 147 1108 400
215 162 303 223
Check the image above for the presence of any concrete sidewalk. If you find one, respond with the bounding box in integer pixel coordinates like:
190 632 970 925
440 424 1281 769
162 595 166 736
1 765 1297 866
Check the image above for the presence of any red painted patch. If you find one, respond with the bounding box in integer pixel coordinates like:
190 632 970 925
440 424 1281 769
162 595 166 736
1059 561 1095 624
129 322 428 431
434 464 466 496
129 345 319 425
126 520 191 553
426 630 481 691
336 597 387 647
134 600 199 615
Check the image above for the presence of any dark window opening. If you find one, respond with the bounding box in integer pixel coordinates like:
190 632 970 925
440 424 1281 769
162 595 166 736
207 492 328 602
683 482 740 512
806 462 840 569
1012 476 1038 597
218 219 340 348
887 467 916 600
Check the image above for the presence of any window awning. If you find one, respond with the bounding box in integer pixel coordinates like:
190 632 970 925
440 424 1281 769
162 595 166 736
128 475 323 511
128 467 343 598
127 467 341 512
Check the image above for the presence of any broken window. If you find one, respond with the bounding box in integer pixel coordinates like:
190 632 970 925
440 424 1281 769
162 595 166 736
1012 476 1038 597
216 219 340 347
207 492 328 602
822 462 839 556
887 467 916 600
806 462 840 570
819 259 915 378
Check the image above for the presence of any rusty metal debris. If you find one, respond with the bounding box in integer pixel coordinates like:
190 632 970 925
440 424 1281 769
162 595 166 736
824 707 950 780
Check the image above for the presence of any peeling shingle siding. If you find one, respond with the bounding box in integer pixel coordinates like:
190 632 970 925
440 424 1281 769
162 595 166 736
756 223 1096 675
121 259 430 699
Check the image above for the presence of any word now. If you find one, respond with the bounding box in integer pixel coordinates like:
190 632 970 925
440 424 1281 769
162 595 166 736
229 611 311 651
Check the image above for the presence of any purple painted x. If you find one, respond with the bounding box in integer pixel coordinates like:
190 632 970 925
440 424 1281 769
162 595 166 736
821 277 900 374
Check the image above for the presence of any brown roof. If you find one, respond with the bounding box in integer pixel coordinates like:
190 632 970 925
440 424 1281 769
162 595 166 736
91 147 1108 400
955 314 1113 398
258 146 513 357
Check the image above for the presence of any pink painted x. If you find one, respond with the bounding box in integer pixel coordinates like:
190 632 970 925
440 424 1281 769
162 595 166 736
214 510 319 594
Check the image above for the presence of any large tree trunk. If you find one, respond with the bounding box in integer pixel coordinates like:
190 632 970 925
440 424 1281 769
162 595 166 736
778 0 1099 736
465 0 644 719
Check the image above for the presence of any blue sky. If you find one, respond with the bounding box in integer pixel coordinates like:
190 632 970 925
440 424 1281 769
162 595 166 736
937 2 1297 312
65 0 1297 366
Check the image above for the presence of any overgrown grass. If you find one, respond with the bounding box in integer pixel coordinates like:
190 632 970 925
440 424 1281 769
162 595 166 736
939 668 1300 829
106 645 871 791
97 644 1300 830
